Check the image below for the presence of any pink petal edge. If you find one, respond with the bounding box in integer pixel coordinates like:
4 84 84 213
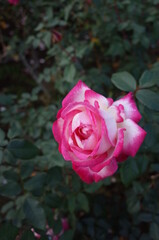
113 92 142 123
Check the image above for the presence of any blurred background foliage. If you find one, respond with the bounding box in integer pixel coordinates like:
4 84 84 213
0 0 159 239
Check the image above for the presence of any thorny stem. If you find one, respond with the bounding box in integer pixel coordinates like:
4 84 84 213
59 43 86 76
20 53 51 97
0 30 6 61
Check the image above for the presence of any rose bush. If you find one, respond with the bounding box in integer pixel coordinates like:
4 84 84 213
52 81 146 183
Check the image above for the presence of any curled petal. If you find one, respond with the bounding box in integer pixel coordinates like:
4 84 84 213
118 119 146 157
95 119 112 155
85 89 112 110
70 148 108 167
72 158 118 184
62 80 89 107
72 111 90 132
113 92 141 123
52 118 64 144
99 109 117 146
107 105 124 123
90 128 124 172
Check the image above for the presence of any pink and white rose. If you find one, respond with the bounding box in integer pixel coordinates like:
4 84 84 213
52 81 146 184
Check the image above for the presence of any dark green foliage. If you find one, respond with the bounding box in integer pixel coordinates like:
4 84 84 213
136 90 159 111
0 223 18 240
0 0 159 239
20 230 35 240
23 198 46 230
7 140 39 160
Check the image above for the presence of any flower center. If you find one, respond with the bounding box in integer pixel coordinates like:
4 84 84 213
76 124 93 140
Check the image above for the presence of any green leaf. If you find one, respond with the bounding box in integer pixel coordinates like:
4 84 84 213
107 42 124 56
21 230 35 240
5 208 17 221
7 139 39 160
136 89 159 111
52 218 62 235
77 193 89 212
7 122 22 139
120 158 139 186
64 64 76 83
45 7 54 21
21 161 34 180
144 123 158 148
150 222 159 240
23 197 46 230
138 213 152 223
1 201 14 214
64 3 74 21
24 173 46 191
68 195 76 213
33 38 41 48
4 149 17 164
51 152 65 167
139 70 159 87
133 182 144 194
84 181 103 193
0 94 14 105
136 156 149 174
140 234 150 240
4 169 19 181
43 31 52 48
45 194 63 208
132 23 145 34
151 163 159 172
0 150 3 164
0 223 18 240
0 180 21 197
46 167 63 187
72 174 81 192
59 230 74 240
35 22 44 31
0 128 5 143
127 193 140 214
111 71 136 91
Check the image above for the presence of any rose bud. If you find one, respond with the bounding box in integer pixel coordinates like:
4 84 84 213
8 0 19 5
52 30 62 43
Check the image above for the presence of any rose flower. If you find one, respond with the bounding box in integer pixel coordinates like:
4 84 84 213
52 81 146 183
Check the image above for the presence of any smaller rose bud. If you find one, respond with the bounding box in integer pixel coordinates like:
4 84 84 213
52 30 62 43
8 0 19 5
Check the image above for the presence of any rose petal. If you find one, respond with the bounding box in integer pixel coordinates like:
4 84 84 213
70 147 108 166
99 109 117 146
85 89 112 110
113 92 141 123
62 80 89 107
116 152 128 162
107 105 124 123
118 119 146 157
72 111 90 132
90 128 124 172
82 132 97 150
52 118 64 144
72 158 118 184
95 119 112 155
